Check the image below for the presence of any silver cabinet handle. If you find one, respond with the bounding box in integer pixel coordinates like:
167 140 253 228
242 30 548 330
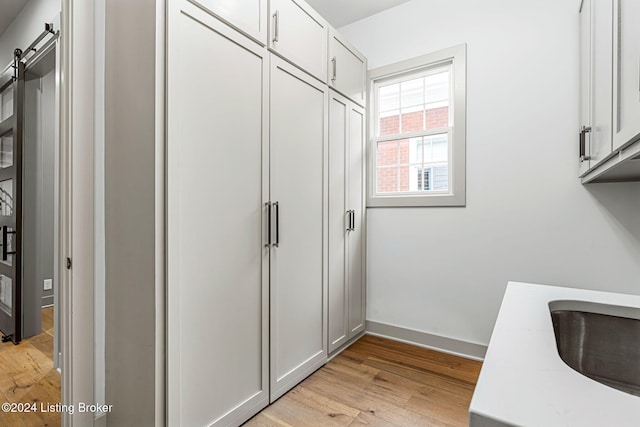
265 202 272 247
274 201 280 247
331 56 337 83
579 125 592 162
346 210 355 232
272 11 279 43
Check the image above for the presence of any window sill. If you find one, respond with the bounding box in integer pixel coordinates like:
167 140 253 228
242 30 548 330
367 192 466 208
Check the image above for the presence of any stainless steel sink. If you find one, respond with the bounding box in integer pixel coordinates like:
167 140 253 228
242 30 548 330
551 309 640 397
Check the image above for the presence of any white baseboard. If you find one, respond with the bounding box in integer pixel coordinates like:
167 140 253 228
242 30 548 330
366 320 487 361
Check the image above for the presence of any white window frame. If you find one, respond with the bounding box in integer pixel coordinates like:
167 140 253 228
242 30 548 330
368 44 466 207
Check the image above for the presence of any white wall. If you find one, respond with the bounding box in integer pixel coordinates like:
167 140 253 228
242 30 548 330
104 0 163 425
94 0 106 416
340 0 640 347
0 0 60 66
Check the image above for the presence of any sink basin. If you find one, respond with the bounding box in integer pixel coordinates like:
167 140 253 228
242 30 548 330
551 308 640 397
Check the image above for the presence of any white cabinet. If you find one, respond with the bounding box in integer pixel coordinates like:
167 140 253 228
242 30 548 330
578 0 591 177
268 0 329 82
347 102 366 339
328 93 348 351
167 4 269 426
579 0 613 175
328 90 365 355
578 0 640 182
328 29 367 107
612 0 640 150
168 1 366 424
269 55 328 401
590 0 614 166
189 0 268 45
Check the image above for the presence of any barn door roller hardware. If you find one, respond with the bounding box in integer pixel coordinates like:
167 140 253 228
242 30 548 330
12 23 57 79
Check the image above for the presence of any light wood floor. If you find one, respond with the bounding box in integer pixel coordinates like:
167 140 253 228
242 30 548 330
0 316 481 427
245 335 482 427
0 307 60 427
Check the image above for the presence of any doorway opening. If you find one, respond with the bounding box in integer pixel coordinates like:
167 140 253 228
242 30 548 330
0 24 61 426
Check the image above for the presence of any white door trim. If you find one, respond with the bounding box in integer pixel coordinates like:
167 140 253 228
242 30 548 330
60 0 96 425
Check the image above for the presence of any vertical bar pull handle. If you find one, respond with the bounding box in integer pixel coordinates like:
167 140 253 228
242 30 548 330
265 202 272 247
346 210 355 231
274 201 280 247
331 57 337 83
1 226 6 261
579 125 592 162
1 227 15 261
272 11 279 43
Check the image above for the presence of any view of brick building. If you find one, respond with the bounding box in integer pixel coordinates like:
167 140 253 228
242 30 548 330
374 69 451 194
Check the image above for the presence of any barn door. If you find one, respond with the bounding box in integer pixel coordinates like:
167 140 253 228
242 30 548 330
0 52 24 344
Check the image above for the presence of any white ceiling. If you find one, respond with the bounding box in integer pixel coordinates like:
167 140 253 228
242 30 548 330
1 0 409 37
305 0 411 28
0 0 29 37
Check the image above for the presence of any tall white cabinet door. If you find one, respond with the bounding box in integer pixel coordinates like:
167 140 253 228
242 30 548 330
328 92 348 354
579 0 592 176
328 29 367 107
347 104 365 337
189 0 268 45
270 55 328 401
328 91 366 355
613 0 640 149
167 5 269 427
268 0 329 82
590 0 613 166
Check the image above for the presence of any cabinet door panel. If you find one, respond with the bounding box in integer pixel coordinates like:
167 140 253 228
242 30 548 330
270 56 328 401
613 0 640 149
167 7 269 427
328 92 348 353
348 105 365 337
579 0 592 176
329 30 367 107
189 0 267 44
269 0 328 82
590 0 613 166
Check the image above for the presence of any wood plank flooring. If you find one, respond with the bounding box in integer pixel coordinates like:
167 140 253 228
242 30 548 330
245 335 482 427
0 307 60 427
0 315 480 427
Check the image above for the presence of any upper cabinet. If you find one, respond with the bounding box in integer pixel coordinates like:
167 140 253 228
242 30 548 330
328 29 367 107
590 0 613 167
268 0 329 82
578 0 640 183
578 0 591 177
612 0 640 150
189 0 268 45
579 0 613 175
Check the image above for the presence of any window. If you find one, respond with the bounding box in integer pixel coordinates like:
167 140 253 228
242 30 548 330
369 44 466 207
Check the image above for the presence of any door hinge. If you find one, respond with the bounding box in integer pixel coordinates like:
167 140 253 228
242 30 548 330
66 257 72 270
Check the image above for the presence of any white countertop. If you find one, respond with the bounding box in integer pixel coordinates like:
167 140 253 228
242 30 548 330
469 282 640 427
